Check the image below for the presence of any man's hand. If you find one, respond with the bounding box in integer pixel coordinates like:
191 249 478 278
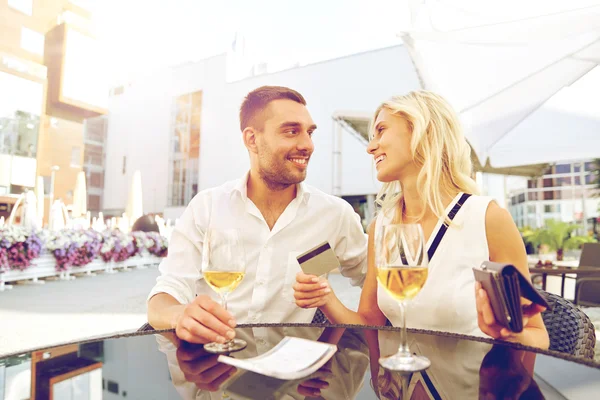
293 272 333 309
174 295 237 344
176 342 237 391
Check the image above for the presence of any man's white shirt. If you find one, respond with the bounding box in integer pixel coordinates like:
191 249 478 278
148 172 367 324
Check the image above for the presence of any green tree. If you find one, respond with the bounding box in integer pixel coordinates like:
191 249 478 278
593 159 600 191
523 220 596 260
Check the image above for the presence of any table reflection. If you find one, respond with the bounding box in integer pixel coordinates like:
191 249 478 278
4 324 597 399
154 325 561 400
157 326 369 399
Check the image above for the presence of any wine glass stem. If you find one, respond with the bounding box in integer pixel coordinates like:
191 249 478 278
220 292 233 348
221 292 228 312
398 301 411 357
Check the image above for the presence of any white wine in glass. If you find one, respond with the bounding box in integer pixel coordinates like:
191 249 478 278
204 271 245 294
377 267 428 302
376 223 431 372
202 228 247 354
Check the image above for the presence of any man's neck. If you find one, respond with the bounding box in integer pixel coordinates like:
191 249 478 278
246 170 297 212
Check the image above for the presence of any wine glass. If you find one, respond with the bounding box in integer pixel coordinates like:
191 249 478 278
375 223 430 372
201 228 247 354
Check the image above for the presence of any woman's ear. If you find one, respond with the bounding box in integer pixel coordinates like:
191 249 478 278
242 127 259 154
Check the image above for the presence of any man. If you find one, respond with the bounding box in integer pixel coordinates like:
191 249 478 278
147 86 367 344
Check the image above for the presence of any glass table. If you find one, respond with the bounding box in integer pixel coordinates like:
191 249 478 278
1 324 599 399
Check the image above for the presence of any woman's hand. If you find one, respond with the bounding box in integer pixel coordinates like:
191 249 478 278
293 272 334 308
475 282 548 348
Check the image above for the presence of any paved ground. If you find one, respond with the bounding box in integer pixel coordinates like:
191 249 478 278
0 267 361 357
0 268 158 357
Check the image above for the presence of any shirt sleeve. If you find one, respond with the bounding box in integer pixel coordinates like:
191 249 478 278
334 202 368 287
147 194 209 305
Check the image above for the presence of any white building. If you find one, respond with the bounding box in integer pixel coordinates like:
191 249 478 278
507 160 599 232
103 45 423 224
103 44 525 226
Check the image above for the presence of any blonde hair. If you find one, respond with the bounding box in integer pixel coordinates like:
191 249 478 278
371 90 480 224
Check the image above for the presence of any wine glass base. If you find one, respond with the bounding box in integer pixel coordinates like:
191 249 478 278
204 339 247 354
379 354 430 372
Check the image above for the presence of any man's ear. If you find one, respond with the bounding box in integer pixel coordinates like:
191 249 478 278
243 127 259 154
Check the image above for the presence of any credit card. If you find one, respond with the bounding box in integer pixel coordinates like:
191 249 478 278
296 241 340 276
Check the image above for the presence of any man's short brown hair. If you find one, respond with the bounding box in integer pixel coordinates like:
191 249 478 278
239 86 307 131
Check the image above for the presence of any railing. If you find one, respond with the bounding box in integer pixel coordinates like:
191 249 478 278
0 253 161 291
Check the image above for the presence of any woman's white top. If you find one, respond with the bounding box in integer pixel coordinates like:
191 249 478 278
376 193 494 337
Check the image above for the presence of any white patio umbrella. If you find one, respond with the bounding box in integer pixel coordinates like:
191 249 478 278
35 176 44 228
49 200 68 231
21 190 38 230
72 171 87 219
399 0 600 168
125 170 143 226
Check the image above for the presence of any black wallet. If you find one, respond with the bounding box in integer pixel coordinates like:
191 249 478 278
473 261 551 333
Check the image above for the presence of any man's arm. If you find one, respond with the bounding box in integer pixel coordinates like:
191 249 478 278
147 293 187 330
146 195 235 343
333 202 368 287
147 200 204 328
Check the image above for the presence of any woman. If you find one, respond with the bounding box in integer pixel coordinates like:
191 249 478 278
294 90 549 349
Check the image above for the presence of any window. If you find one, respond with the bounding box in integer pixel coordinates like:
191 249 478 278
8 0 32 15
528 192 538 201
544 205 554 213
555 164 571 174
585 161 594 172
543 178 554 188
557 177 572 186
84 144 104 166
1 111 40 157
575 176 581 185
585 174 594 184
527 205 536 214
89 172 103 188
168 91 202 206
20 28 44 55
88 194 101 210
527 180 537 189
70 147 81 167
42 176 51 195
107 380 119 394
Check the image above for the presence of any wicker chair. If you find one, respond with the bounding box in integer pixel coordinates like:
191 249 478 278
541 291 596 359
575 243 600 306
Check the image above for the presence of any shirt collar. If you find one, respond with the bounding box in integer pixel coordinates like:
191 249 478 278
230 171 311 204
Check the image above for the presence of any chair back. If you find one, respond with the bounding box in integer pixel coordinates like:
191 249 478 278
575 243 600 305
541 291 596 359
579 243 600 268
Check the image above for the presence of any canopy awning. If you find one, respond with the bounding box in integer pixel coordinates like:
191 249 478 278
399 1 600 168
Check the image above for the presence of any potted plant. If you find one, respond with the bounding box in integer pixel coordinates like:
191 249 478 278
528 220 596 261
